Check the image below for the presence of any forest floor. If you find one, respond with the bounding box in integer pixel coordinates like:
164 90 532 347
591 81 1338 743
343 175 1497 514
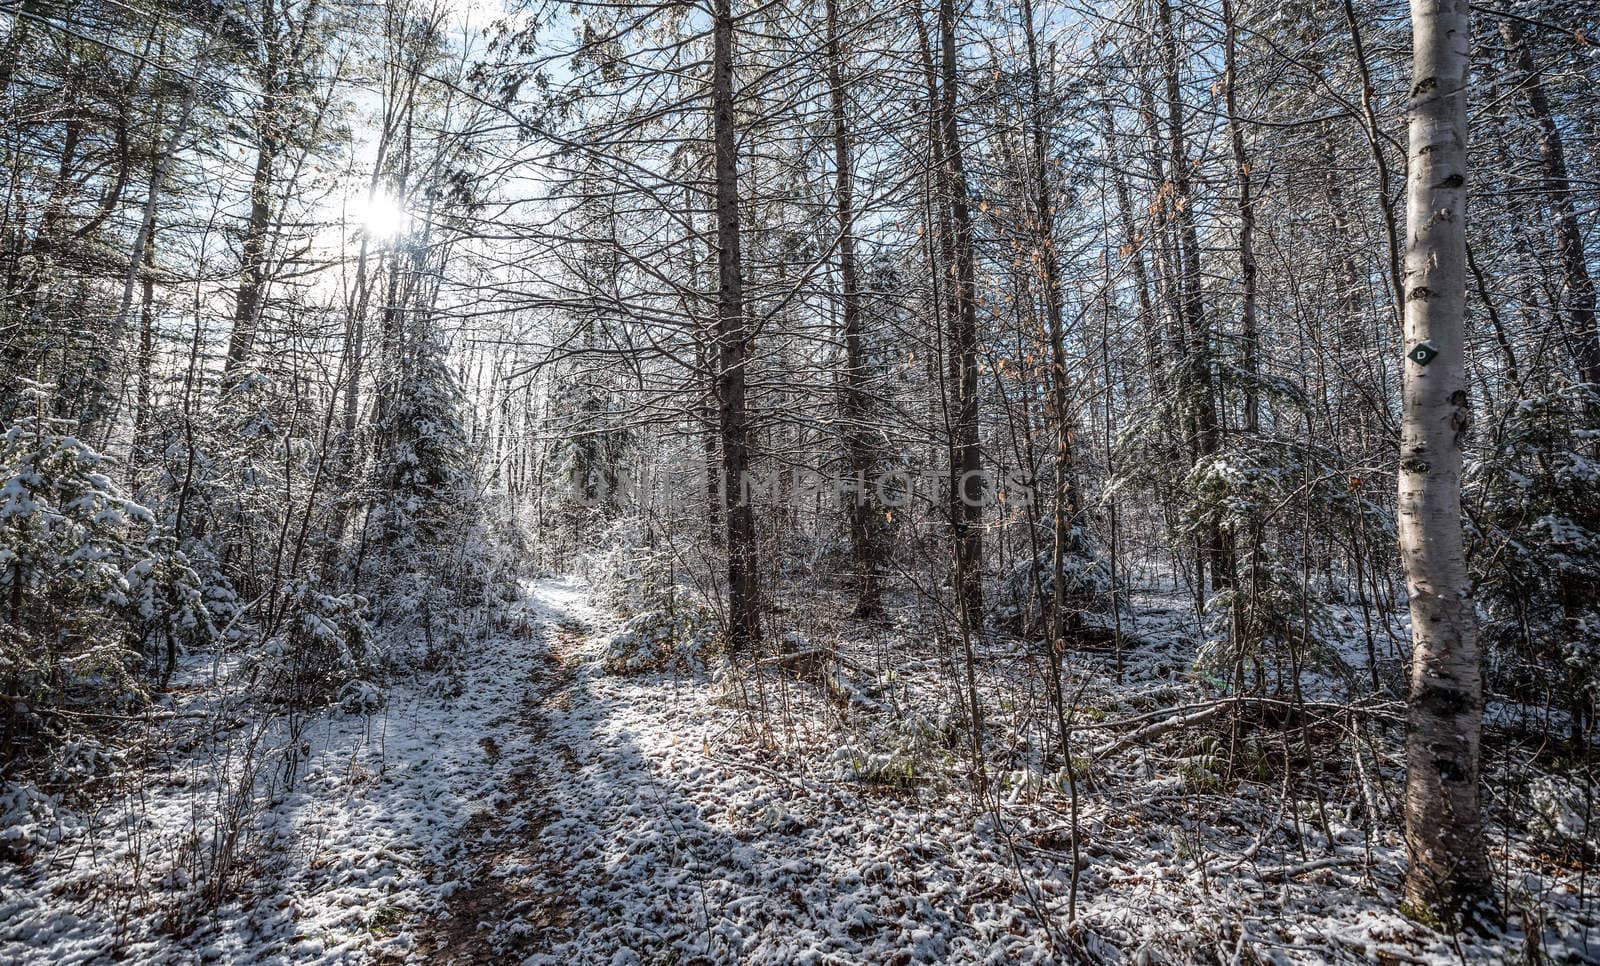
2 577 1596 964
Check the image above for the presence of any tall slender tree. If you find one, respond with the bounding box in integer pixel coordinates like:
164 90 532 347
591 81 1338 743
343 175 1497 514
713 0 761 649
824 0 881 619
936 0 984 626
1499 18 1599 386
1398 0 1496 929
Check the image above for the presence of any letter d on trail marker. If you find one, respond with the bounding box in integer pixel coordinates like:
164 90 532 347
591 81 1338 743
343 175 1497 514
1407 341 1439 366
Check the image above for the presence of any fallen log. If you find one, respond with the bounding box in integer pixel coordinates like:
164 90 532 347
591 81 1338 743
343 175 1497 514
1089 696 1404 759
757 647 833 677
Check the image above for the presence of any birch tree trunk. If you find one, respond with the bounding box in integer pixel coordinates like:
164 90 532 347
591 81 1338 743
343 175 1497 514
1398 0 1497 929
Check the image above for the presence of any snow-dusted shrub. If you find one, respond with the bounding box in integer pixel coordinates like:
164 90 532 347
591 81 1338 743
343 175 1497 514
206 370 312 605
47 735 124 784
1181 435 1367 690
0 382 226 755
830 713 954 789
1196 558 1349 685
580 515 722 663
125 535 216 682
581 514 676 617
994 531 1116 638
1469 383 1600 740
259 579 369 708
601 605 717 676
538 366 635 569
1528 775 1596 858
338 678 386 715
357 323 508 653
0 780 63 860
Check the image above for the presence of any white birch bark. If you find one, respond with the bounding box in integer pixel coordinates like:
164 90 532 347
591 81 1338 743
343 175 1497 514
1398 0 1497 929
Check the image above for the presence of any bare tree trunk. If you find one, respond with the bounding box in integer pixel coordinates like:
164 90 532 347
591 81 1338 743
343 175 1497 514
225 0 283 383
1022 0 1082 918
1342 0 1407 329
1132 80 1210 606
1022 0 1079 536
1399 0 1497 930
226 137 274 379
97 55 203 442
0 0 43 103
826 0 880 618
937 0 983 626
1098 93 1160 403
686 184 722 534
1500 18 1600 386
1221 0 1258 435
1155 0 1229 591
1220 0 1262 668
915 13 955 476
713 0 761 650
133 222 157 461
1021 0 1078 648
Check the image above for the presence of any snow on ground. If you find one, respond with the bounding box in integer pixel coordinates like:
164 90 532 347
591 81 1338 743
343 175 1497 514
2 576 1596 964
0 580 567 963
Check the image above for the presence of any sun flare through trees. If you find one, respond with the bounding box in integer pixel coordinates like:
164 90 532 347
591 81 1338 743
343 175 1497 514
1 0 1597 960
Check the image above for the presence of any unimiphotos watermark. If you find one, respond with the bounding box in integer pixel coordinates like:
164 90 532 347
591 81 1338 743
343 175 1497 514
570 466 1047 510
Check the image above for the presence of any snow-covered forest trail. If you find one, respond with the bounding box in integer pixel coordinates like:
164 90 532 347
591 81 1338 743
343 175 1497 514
413 577 602 960
416 577 1028 964
4 574 1077 963
0 579 593 964
9 0 1600 956
404 579 1599 965
6 574 1595 964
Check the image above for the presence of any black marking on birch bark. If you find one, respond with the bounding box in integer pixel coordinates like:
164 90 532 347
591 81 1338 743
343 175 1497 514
1408 286 1434 301
1435 173 1463 189
1418 684 1472 716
